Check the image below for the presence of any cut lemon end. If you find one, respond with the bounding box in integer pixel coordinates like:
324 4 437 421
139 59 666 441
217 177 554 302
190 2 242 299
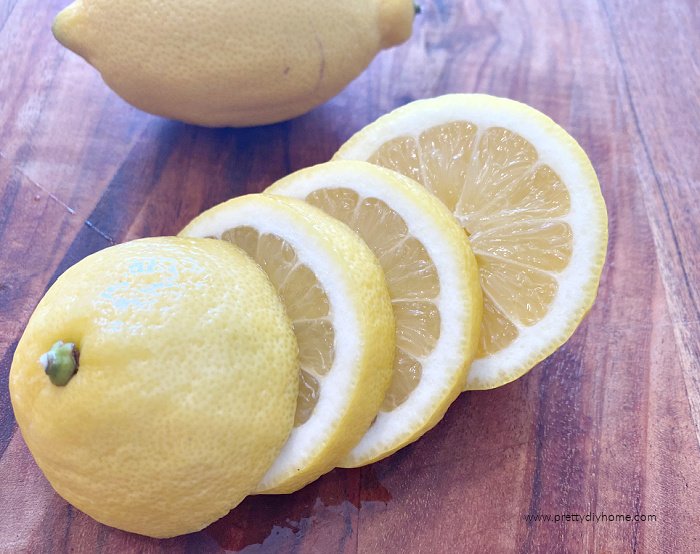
267 160 482 466
180 193 395 491
335 94 607 390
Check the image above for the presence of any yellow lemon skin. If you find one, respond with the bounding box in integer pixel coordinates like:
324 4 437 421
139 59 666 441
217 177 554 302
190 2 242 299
52 0 416 127
9 237 299 538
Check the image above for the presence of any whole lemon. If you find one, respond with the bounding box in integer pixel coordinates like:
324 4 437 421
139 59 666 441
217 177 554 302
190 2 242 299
9 237 299 538
52 0 416 127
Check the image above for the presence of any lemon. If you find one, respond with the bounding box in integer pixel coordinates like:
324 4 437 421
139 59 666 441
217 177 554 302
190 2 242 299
180 194 395 492
267 161 482 466
9 237 299 538
335 94 608 390
52 0 416 127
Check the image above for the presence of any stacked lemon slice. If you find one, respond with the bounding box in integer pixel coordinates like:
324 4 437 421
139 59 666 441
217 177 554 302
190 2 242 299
181 94 607 492
336 94 608 390
11 90 609 538
181 194 394 493
267 161 482 466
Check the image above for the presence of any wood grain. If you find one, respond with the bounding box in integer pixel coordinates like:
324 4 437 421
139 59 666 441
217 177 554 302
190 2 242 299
1 0 699 552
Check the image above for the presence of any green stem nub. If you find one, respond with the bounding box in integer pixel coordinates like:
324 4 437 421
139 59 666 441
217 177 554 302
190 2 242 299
414 3 422 14
40 341 78 386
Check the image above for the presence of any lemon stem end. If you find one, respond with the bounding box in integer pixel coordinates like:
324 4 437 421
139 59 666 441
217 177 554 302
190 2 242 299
40 341 79 386
413 3 422 15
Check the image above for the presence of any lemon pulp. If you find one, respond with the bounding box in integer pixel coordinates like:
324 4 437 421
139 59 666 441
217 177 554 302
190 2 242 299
368 123 572 358
305 189 440 410
223 228 334 425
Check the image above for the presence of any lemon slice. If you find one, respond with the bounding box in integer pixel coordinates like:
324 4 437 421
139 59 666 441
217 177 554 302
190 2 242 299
180 194 394 492
267 161 482 466
335 94 608 390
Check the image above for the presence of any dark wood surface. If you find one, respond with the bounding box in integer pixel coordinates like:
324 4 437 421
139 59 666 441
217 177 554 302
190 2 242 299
1 1 699 552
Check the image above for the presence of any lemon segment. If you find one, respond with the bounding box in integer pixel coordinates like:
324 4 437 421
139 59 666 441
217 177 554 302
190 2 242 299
335 94 608 390
180 194 395 491
267 161 482 466
9 237 299 538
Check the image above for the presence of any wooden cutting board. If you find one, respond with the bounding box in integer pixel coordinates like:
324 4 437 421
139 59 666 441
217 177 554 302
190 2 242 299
1 0 699 552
